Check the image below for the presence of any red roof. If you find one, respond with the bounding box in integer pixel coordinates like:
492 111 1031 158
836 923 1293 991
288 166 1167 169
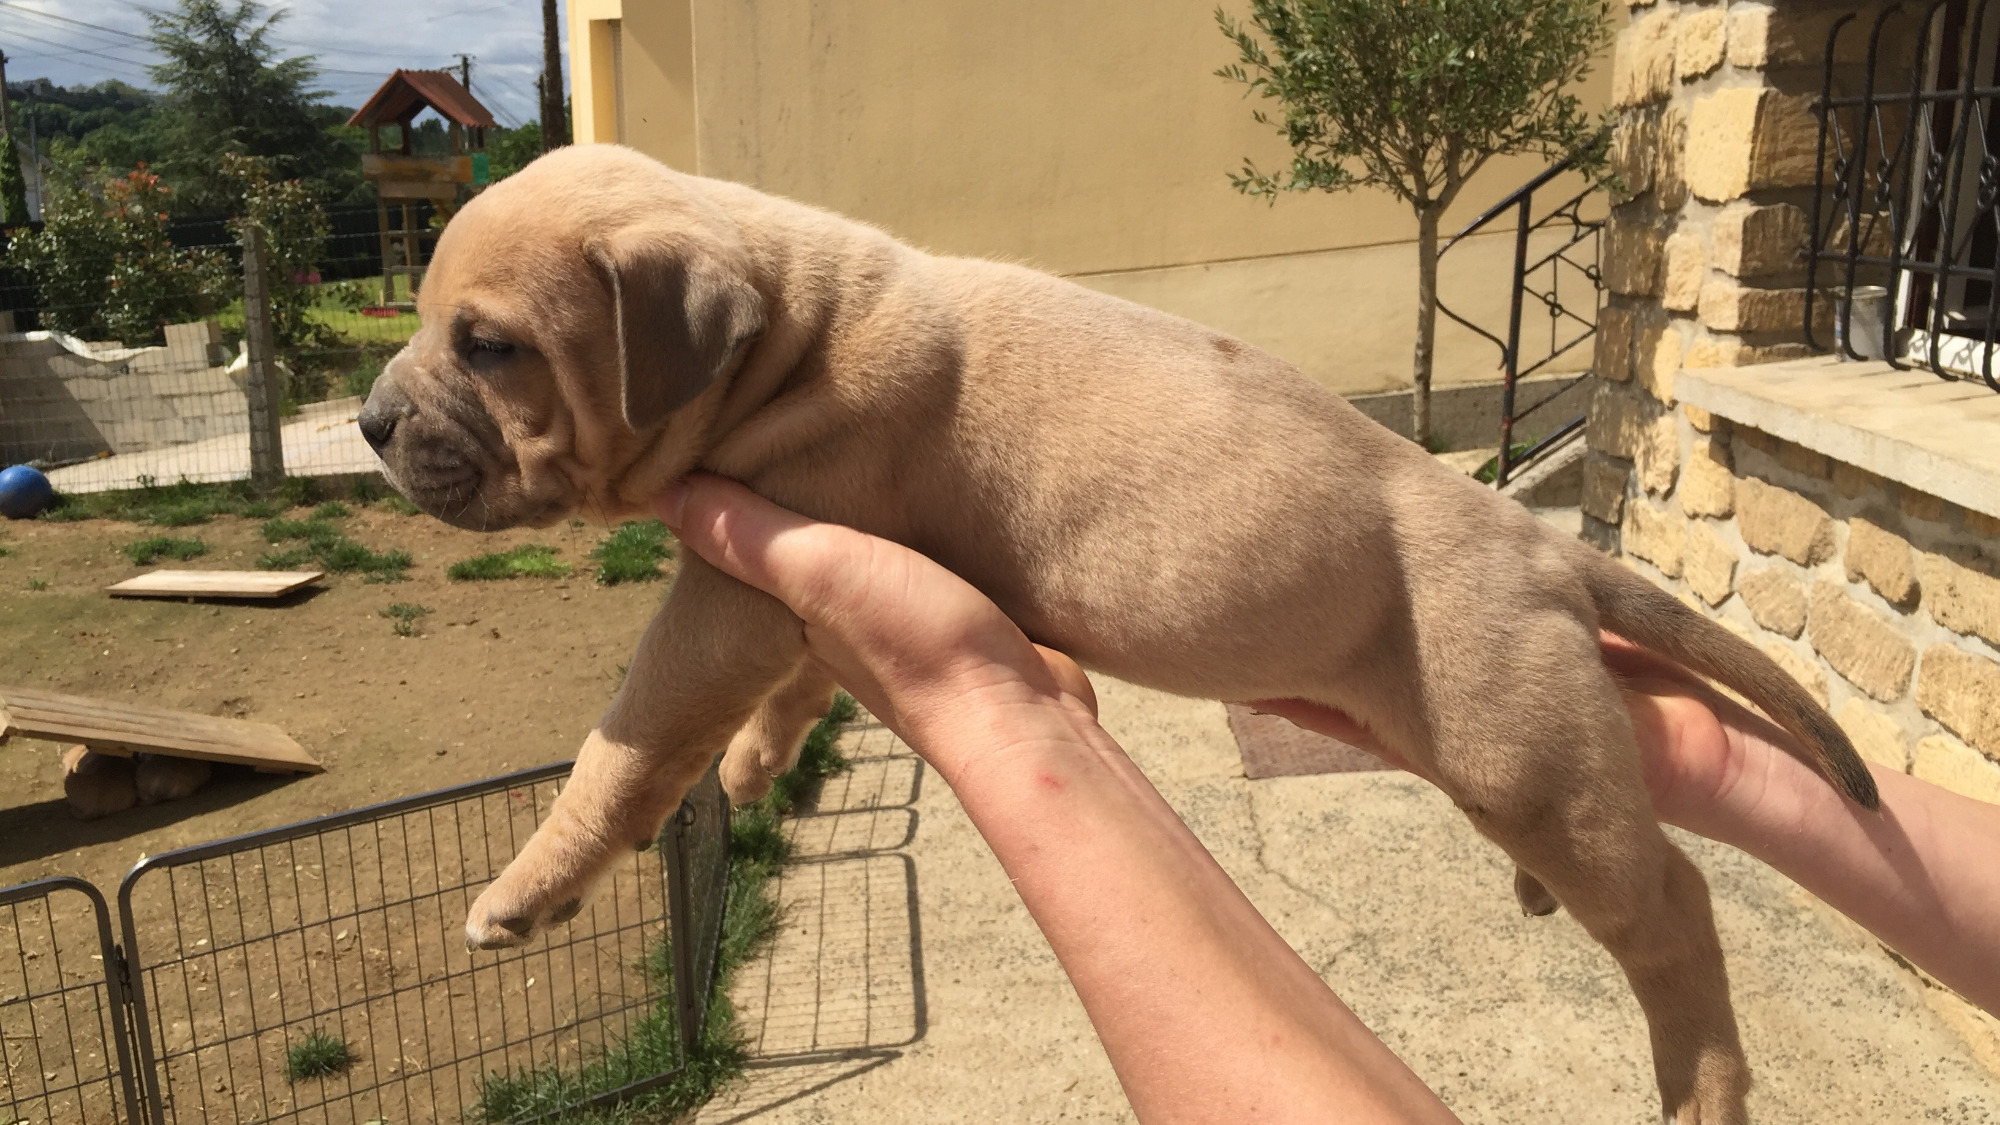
346 69 496 129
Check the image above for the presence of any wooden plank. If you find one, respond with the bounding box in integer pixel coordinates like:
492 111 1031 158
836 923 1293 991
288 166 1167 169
0 687 324 774
106 570 323 599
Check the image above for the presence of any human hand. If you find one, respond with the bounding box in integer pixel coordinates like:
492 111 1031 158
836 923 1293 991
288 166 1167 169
1251 632 1797 839
657 473 1462 1123
654 474 1097 772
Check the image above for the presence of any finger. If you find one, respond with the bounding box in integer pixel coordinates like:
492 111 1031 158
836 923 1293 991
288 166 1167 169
658 474 888 625
1033 644 1099 718
1598 630 1705 687
658 475 1065 705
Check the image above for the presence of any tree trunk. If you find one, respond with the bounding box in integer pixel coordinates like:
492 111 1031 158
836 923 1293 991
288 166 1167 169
1412 206 1440 449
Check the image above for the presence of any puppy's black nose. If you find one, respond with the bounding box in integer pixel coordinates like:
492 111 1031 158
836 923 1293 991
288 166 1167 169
358 378 415 453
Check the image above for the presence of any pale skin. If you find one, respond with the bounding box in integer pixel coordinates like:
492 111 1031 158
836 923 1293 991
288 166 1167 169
656 474 2000 1123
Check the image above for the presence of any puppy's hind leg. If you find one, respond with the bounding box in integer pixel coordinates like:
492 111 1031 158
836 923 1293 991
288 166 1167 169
1425 627 1750 1125
718 664 839 805
466 556 805 949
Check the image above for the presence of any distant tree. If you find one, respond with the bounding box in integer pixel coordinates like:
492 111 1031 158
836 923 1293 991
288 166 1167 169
145 0 356 214
0 141 27 225
1218 0 1608 447
486 121 543 181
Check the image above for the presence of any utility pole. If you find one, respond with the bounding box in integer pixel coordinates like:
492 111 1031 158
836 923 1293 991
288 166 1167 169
540 0 569 150
456 53 472 92
0 52 13 140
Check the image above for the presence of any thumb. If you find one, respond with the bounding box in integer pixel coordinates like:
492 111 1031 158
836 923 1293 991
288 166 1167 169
655 474 871 622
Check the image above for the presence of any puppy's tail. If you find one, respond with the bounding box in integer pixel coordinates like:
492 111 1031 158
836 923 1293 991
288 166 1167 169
1576 548 1880 810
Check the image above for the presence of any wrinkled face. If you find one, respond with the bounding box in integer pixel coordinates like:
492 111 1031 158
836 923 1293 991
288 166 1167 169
358 150 765 531
359 213 598 531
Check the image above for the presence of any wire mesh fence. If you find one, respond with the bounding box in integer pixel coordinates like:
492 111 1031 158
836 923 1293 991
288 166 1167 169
1 204 428 495
0 877 143 1124
0 761 730 1125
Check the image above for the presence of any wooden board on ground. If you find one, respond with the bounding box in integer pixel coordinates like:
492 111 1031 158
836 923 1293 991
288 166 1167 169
106 569 323 599
0 687 324 774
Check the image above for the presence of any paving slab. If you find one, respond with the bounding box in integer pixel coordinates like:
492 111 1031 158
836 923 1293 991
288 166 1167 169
702 679 2000 1123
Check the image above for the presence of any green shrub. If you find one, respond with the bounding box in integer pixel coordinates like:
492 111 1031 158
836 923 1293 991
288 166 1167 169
592 520 674 585
122 536 207 565
284 1029 353 1083
4 166 231 344
448 544 571 582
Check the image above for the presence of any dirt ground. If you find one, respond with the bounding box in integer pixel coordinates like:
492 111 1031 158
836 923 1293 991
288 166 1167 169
0 501 680 894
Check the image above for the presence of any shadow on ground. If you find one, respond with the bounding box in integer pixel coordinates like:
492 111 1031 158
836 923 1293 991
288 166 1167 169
700 732 931 1121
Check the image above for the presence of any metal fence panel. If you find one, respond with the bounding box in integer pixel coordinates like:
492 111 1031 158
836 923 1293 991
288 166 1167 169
0 877 142 1124
113 761 725 1125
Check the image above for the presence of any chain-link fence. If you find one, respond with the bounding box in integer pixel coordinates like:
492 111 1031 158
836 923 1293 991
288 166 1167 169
0 203 434 495
0 762 731 1125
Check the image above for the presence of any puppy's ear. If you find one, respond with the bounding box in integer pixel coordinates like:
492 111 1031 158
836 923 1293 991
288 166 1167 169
586 230 766 432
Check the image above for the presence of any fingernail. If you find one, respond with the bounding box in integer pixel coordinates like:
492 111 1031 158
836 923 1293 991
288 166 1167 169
655 480 689 529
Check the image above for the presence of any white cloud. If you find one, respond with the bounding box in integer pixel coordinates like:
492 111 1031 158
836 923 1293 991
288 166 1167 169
1 0 567 127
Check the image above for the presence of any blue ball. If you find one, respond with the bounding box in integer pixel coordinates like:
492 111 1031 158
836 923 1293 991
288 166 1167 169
0 464 55 520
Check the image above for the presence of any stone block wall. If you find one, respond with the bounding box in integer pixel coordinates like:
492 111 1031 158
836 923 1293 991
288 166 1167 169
1583 0 2000 805
1594 406 2000 803
1586 0 1998 1055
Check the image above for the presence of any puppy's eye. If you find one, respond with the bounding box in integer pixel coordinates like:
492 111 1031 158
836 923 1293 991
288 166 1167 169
469 336 514 357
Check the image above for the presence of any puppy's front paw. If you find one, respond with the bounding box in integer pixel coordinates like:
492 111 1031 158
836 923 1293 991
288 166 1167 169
465 879 586 951
719 742 776 806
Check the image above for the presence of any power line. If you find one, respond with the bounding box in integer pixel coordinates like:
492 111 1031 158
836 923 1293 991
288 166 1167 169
468 76 522 128
0 20 156 69
0 2 149 44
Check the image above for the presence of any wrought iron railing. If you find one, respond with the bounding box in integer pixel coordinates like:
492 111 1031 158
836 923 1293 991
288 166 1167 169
1806 0 2000 390
1436 148 1605 487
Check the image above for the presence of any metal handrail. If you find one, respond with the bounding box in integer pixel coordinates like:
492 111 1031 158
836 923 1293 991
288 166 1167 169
1436 143 1606 486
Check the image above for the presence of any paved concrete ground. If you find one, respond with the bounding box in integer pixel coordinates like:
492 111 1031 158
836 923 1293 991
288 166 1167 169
701 678 2000 1124
46 395 376 493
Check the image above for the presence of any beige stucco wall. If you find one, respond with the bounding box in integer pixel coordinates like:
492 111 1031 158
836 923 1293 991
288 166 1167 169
568 0 1613 397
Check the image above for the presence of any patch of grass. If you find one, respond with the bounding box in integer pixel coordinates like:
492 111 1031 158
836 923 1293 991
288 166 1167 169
448 544 572 582
258 513 410 581
122 536 208 565
26 576 48 591
376 493 422 516
284 1029 354 1082
311 500 351 520
470 693 859 1123
591 520 673 585
379 602 431 637
37 477 310 526
1472 442 1536 485
342 354 387 399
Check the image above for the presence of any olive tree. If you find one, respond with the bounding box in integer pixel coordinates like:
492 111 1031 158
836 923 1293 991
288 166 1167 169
1218 0 1607 446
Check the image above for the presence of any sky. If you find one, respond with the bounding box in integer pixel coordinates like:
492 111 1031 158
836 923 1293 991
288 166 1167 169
0 0 567 128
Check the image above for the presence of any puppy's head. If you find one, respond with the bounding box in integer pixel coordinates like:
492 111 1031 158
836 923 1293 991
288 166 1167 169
360 146 765 530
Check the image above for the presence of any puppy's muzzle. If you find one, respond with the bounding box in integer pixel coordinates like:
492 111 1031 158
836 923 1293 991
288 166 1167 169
359 377 416 453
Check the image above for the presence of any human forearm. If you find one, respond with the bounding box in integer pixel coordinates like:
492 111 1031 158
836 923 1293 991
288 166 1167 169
913 688 1459 1125
1677 750 2000 1013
